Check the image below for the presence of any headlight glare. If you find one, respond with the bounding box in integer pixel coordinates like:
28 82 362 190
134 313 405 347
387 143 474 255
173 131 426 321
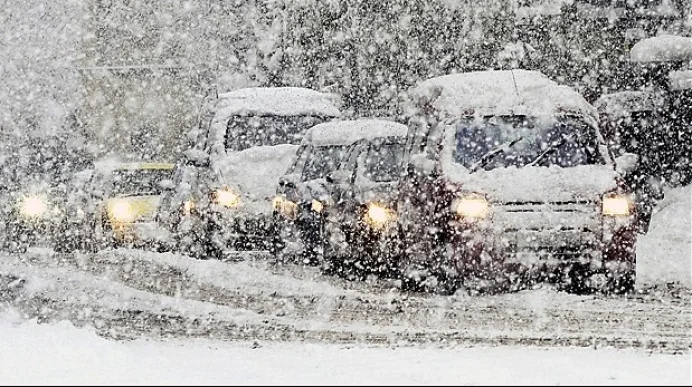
311 199 324 213
452 196 489 219
273 196 298 220
602 195 631 216
364 203 395 229
214 189 240 208
19 196 48 218
110 201 136 223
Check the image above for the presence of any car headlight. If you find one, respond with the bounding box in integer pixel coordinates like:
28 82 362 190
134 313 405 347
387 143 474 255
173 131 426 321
19 196 48 218
273 196 298 220
311 199 324 213
602 195 632 216
182 200 196 215
213 188 240 208
364 203 395 229
452 196 489 219
109 201 136 223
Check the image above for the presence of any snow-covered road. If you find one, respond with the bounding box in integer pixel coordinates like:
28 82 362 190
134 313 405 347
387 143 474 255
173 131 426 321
1 315 689 385
1 247 689 353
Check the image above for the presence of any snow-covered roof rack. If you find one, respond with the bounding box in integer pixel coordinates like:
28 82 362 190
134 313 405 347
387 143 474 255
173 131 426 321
303 119 408 147
408 69 598 124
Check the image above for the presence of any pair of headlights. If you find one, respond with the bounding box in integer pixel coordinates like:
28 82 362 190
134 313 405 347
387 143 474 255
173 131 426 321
451 194 633 219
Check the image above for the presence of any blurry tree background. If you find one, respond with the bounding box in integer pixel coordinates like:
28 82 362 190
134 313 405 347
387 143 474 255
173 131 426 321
0 0 690 182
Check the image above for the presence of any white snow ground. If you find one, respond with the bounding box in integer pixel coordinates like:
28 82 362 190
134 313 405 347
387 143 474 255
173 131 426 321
637 185 691 287
0 314 689 386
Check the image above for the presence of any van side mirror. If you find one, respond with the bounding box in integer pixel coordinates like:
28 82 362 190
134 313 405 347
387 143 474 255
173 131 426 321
614 152 639 176
408 153 436 176
182 149 210 168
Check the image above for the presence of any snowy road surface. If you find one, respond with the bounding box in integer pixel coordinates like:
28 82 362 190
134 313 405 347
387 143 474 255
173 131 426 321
1 316 689 385
0 248 689 352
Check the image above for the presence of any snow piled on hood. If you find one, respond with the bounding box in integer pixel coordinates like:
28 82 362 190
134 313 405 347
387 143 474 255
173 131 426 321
214 144 298 212
303 119 407 146
408 70 597 124
630 35 692 63
443 164 618 203
637 185 691 287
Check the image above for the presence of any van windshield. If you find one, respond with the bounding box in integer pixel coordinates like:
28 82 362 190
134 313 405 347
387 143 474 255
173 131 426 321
225 115 327 151
302 145 348 181
454 116 604 171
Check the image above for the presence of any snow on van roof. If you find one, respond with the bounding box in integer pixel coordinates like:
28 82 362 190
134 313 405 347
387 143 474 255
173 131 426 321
630 35 692 63
668 70 692 91
215 87 342 118
303 119 408 146
408 70 597 123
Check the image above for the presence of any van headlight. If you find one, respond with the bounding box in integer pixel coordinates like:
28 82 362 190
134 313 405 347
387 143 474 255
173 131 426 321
109 201 136 223
273 195 298 220
19 195 48 218
212 188 240 208
364 203 395 229
311 199 324 213
602 195 632 216
452 196 489 219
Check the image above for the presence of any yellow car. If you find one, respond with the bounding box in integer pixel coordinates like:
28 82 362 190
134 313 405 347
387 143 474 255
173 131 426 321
95 162 175 248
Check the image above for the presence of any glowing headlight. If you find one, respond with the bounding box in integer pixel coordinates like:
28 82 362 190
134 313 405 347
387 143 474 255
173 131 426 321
19 196 48 218
602 195 631 216
364 203 395 229
273 196 298 220
311 199 324 213
182 200 195 215
214 189 240 208
452 196 489 219
110 201 136 223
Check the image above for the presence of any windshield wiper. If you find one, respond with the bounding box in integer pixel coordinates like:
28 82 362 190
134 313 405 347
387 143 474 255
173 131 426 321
527 133 577 167
468 136 524 173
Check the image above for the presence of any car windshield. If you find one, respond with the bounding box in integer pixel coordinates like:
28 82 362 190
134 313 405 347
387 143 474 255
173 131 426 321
360 143 405 183
302 145 348 181
225 115 327 151
454 116 604 171
110 169 173 197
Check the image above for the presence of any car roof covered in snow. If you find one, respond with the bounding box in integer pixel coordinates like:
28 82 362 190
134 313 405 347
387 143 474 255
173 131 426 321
630 35 692 63
302 119 408 146
407 70 598 124
214 87 342 118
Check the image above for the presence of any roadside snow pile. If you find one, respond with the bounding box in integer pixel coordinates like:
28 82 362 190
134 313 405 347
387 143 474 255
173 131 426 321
1 315 688 385
637 185 691 288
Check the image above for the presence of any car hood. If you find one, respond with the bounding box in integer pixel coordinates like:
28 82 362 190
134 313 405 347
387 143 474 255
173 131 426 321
213 144 298 214
443 164 619 203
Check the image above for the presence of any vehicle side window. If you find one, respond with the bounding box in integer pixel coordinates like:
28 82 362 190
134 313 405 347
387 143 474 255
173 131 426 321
287 145 310 175
405 116 430 158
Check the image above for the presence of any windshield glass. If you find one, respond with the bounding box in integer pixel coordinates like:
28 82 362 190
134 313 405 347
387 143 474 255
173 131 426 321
454 116 604 171
360 143 406 183
110 169 173 197
225 115 327 151
302 145 348 181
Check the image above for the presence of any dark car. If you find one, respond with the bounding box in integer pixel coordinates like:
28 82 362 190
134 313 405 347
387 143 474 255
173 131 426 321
272 119 408 268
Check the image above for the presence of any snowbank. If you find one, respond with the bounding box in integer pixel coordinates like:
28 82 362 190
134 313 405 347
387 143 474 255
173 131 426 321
304 119 408 146
637 185 691 287
0 315 688 385
630 35 692 63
